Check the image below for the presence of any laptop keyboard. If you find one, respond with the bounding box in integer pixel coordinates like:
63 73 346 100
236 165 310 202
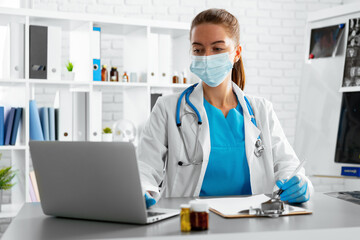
147 212 165 217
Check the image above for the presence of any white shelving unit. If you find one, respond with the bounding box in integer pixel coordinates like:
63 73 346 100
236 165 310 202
0 7 193 218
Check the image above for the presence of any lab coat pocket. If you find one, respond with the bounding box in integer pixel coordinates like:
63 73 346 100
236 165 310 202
170 140 202 197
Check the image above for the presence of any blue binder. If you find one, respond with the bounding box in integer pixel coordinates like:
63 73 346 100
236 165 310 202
4 108 16 145
92 27 101 81
10 108 23 145
39 107 49 141
48 107 55 141
29 100 44 141
0 107 4 145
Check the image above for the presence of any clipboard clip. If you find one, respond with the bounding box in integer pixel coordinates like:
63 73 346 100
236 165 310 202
239 198 285 218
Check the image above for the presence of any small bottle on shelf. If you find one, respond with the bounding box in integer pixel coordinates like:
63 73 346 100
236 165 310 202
182 70 187 84
110 67 119 82
122 71 129 83
172 71 179 84
101 65 108 82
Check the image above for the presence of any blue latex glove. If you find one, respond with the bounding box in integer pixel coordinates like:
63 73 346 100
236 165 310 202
145 192 156 208
276 175 310 203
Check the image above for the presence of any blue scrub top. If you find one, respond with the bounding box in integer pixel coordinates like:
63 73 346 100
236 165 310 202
200 97 252 196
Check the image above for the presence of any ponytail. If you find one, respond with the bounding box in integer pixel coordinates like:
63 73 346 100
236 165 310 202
232 55 245 90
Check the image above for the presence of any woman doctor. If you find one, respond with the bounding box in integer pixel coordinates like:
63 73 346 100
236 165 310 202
138 8 313 208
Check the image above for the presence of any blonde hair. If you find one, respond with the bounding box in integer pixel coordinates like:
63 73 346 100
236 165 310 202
190 8 245 90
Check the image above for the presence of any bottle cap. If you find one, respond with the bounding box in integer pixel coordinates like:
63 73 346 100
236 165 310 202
189 201 209 212
102 64 107 68
180 204 190 209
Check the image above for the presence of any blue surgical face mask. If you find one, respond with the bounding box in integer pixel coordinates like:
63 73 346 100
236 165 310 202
190 52 233 87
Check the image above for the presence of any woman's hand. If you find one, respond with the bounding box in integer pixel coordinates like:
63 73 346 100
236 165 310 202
144 192 156 208
276 175 310 203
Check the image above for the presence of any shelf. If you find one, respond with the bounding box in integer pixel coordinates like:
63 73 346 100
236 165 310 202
149 83 192 88
0 203 23 218
92 82 148 87
0 146 27 151
0 79 27 85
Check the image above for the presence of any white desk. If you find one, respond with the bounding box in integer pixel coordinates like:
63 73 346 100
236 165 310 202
2 193 360 239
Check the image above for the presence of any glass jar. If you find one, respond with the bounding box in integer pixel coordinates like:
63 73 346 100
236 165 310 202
110 67 119 82
180 204 191 232
101 65 108 82
189 201 209 231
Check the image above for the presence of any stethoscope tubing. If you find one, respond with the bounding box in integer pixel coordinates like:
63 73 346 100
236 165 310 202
176 84 264 167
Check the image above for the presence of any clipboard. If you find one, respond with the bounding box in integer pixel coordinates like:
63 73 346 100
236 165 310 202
197 194 313 218
210 205 313 218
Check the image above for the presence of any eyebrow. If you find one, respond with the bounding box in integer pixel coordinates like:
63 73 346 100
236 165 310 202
192 40 226 46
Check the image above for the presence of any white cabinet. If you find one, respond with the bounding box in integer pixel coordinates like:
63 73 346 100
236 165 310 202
0 7 194 218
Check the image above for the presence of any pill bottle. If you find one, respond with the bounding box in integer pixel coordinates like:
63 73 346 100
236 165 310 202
110 67 119 82
180 204 191 232
189 201 209 231
101 65 108 82
122 71 129 82
172 71 179 84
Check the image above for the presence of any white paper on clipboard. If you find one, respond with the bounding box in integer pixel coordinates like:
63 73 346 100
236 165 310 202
196 194 271 216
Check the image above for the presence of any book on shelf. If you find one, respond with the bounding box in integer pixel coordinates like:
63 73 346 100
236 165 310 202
0 106 23 146
4 107 16 145
39 107 50 141
10 107 23 145
29 171 40 202
29 175 37 202
0 106 4 145
48 107 55 141
29 100 44 141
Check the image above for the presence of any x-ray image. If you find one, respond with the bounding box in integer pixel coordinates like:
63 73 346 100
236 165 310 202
342 18 360 89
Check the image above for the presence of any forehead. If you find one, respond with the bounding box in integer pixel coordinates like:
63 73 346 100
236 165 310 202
191 23 232 45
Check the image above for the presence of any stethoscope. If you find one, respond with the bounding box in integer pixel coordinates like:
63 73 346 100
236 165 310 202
175 83 264 167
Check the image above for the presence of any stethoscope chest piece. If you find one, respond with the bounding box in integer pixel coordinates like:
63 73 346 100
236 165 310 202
254 138 264 158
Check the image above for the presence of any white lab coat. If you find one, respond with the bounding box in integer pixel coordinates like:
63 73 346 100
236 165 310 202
137 82 314 200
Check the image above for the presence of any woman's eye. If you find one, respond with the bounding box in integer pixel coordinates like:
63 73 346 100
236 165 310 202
214 48 223 51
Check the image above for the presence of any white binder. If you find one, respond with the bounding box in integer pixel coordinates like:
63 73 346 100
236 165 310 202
72 92 86 141
86 91 102 141
57 90 73 141
158 34 171 83
10 23 25 79
47 26 61 80
0 25 10 79
148 32 159 83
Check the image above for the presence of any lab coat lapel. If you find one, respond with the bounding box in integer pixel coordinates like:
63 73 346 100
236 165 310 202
232 82 261 170
182 83 211 196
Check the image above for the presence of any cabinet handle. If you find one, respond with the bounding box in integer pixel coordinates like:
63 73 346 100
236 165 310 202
93 132 97 136
151 72 154 76
162 73 166 77
52 68 56 73
64 132 68 137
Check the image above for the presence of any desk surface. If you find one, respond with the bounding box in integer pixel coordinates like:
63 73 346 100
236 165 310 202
3 193 360 240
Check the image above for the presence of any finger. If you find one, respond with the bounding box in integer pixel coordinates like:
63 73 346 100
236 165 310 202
288 188 310 203
276 180 285 189
281 182 307 202
280 178 305 198
145 193 156 208
282 175 301 190
280 183 302 198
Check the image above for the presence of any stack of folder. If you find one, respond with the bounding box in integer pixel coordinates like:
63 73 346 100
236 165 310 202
29 100 57 141
0 106 23 146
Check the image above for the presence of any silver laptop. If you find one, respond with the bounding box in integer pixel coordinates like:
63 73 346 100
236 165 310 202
29 141 179 224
